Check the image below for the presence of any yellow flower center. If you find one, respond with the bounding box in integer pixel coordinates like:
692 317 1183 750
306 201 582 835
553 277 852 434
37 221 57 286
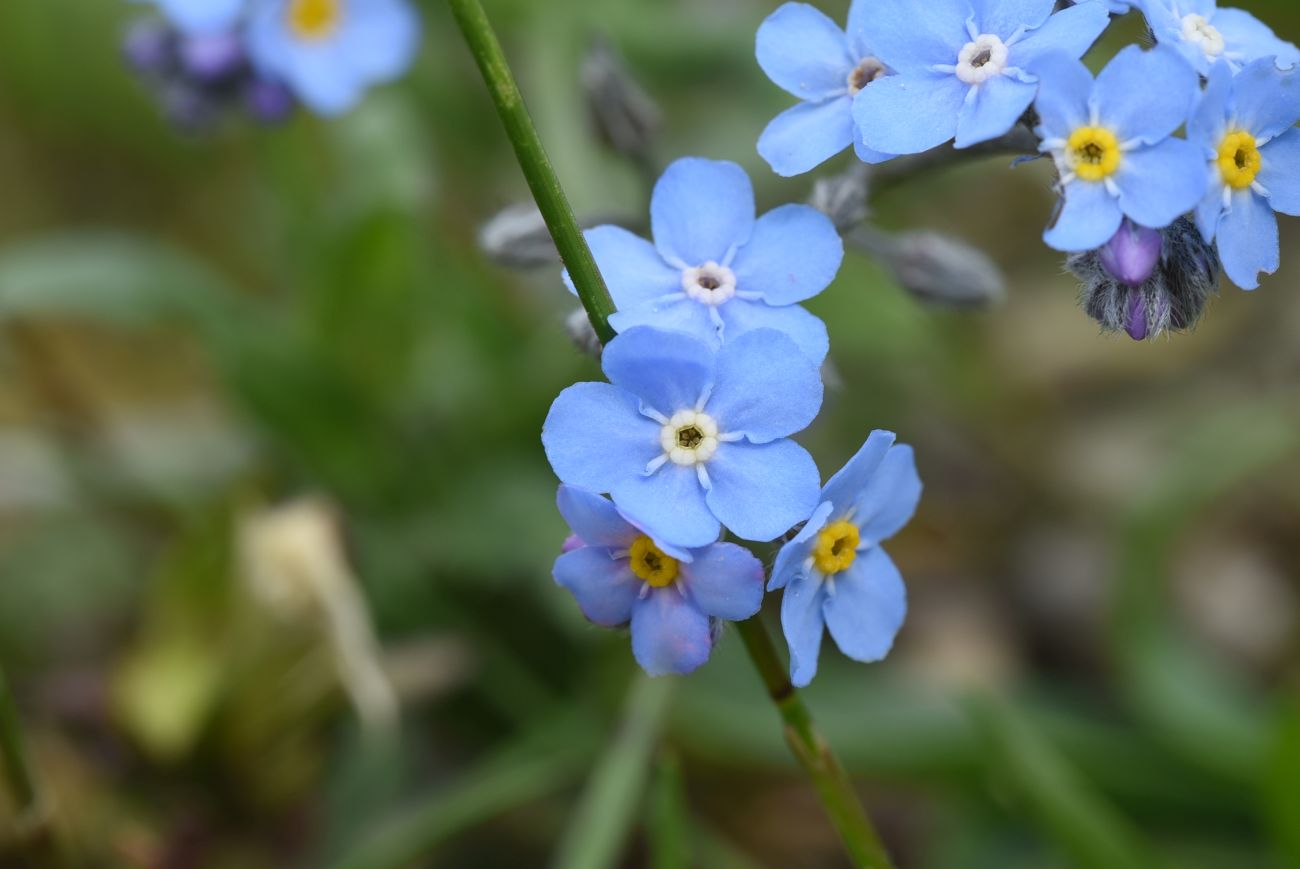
812 520 860 575
287 0 342 41
1066 127 1121 182
629 536 679 588
1217 130 1261 190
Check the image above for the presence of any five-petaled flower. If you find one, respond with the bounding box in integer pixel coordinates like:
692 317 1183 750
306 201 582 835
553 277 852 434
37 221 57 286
1135 0 1300 74
770 431 921 687
552 486 765 676
543 326 823 548
569 158 841 365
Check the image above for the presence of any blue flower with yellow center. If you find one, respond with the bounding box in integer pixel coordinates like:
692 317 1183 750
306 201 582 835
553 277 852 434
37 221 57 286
1135 0 1299 75
553 486 765 676
769 431 921 688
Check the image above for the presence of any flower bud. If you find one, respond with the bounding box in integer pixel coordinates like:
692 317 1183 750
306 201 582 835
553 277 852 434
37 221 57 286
245 78 296 124
581 37 661 164
178 31 246 83
851 228 1006 308
1099 219 1161 287
478 203 560 269
809 164 871 232
565 308 604 359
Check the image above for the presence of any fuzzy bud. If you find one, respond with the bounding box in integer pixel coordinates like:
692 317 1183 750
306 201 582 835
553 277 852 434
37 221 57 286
565 308 604 360
852 228 1006 308
809 164 871 232
581 37 661 164
478 203 560 269
1099 219 1162 287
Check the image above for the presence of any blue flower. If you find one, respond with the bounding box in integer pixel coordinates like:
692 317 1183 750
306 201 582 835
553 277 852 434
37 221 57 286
755 2 898 175
132 0 245 36
769 431 920 687
1187 59 1300 289
553 485 765 676
852 0 1111 157
247 0 420 116
570 159 841 365
1135 0 1299 75
1033 46 1207 252
543 326 823 548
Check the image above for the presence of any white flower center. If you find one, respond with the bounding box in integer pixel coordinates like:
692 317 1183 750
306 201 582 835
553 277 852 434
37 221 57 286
659 410 719 466
846 57 888 95
1181 14 1225 57
955 34 1009 84
681 262 737 306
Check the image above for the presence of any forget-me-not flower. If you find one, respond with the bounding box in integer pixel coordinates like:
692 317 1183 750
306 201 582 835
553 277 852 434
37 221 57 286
570 159 841 365
247 0 420 116
1033 46 1207 252
755 2 897 175
1187 59 1300 289
1135 0 1299 74
853 0 1111 157
553 485 765 676
132 0 245 36
770 431 920 687
543 326 823 549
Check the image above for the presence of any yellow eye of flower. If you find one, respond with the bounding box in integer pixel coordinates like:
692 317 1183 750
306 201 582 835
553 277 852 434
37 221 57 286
1066 127 1122 182
812 520 860 575
1217 130 1261 190
288 0 342 41
629 536 679 588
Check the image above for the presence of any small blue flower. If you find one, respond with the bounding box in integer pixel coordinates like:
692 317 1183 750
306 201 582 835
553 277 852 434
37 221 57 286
852 0 1111 157
132 0 245 36
543 326 823 548
1135 0 1299 75
570 158 841 365
1033 46 1207 252
755 2 898 175
553 485 765 676
1187 59 1300 289
769 431 920 687
247 0 420 116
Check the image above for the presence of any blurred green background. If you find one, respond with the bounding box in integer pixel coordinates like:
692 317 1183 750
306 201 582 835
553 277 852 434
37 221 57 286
1 0 1299 866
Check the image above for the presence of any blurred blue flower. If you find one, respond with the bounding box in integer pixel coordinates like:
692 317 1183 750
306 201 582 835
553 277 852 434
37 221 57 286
132 0 245 36
247 0 420 116
553 486 765 676
543 326 823 548
1033 46 1207 252
1187 59 1300 289
1135 0 1299 74
569 159 840 366
853 0 1111 157
755 1 897 175
769 431 920 687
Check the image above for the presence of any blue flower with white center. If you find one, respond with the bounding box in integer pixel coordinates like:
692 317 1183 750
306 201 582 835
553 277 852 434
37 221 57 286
247 0 420 116
755 2 898 175
1187 59 1300 289
553 485 765 676
1033 46 1208 252
852 0 1111 157
1135 0 1299 75
131 0 245 36
569 159 841 366
769 431 920 688
543 326 823 549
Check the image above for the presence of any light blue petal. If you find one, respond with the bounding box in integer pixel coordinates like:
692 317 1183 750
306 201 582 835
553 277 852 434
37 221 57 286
708 329 823 443
1043 180 1124 252
850 0 971 74
612 464 719 549
781 574 828 687
556 485 637 549
820 431 896 518
769 501 833 591
631 589 713 676
553 548 640 627
1213 7 1300 70
971 0 1055 40
567 226 681 310
1187 61 1233 147
601 327 715 418
1195 183 1226 242
1091 45 1199 144
1030 53 1094 139
756 3 855 101
954 76 1037 149
651 159 755 267
1230 58 1300 140
854 72 967 155
681 543 766 621
154 0 243 35
608 297 715 346
852 114 900 164
339 0 421 83
853 445 923 544
718 300 829 367
758 97 856 177
1259 128 1300 216
822 547 907 663
705 440 820 542
543 382 661 492
1217 190 1279 290
731 205 843 306
1115 138 1209 230
1011 1 1112 67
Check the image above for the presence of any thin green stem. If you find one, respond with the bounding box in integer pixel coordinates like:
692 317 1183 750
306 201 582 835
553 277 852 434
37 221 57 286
0 664 40 817
448 0 617 344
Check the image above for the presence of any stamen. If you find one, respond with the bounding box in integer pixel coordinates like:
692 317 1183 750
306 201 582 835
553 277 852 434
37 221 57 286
955 34 1009 85
1181 13 1225 58
812 520 861 575
1217 130 1261 190
681 262 738 306
846 57 888 95
287 0 341 41
658 410 721 467
628 535 680 588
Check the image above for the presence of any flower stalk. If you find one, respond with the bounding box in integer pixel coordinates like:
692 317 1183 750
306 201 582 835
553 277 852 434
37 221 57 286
0 664 42 824
449 2 894 865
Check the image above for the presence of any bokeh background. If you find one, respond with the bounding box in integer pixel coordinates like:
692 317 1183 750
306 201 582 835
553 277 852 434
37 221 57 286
1 1 1299 866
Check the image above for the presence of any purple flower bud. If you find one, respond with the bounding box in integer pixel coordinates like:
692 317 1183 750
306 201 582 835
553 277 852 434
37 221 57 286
123 20 176 75
561 534 584 554
1124 291 1148 341
245 78 296 124
1100 220 1161 287
178 31 246 83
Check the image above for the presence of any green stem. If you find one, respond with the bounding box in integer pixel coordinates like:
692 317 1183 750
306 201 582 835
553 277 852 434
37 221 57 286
450 3 894 866
448 0 617 344
0 664 40 817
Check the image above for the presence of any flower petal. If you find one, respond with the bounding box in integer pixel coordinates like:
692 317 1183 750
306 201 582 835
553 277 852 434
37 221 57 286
1030 53 1094 139
1187 61 1232 147
601 326 715 418
853 445 923 544
1217 190 1279 290
706 439 820 542
855 72 967 155
567 226 681 310
732 205 844 306
1213 7 1300 71
1114 138 1208 230
631 589 713 676
651 158 755 267
758 97 857 177
338 0 421 82
756 3 855 101
608 296 715 344
156 0 244 35
1231 58 1300 141
1011 0 1111 68
850 0 970 73
1091 45 1199 145
553 548 640 627
954 75 1037 149
681 543 766 621
780 574 828 687
970 0 1055 38
708 329 824 443
718 300 829 367
823 547 908 663
769 500 833 591
612 464 720 550
820 430 896 518
556 485 637 549
543 382 661 492
1043 180 1124 252
1260 128 1300 216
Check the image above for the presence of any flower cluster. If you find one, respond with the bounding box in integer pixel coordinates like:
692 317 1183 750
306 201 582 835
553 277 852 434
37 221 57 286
757 0 1300 337
544 158 922 680
124 0 420 126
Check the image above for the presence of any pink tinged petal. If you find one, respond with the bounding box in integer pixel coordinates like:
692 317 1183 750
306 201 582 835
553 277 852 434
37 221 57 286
780 574 827 687
553 548 641 627
543 382 661 493
651 158 756 267
630 589 714 676
680 543 766 621
705 440 821 543
731 205 844 306
822 547 908 663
